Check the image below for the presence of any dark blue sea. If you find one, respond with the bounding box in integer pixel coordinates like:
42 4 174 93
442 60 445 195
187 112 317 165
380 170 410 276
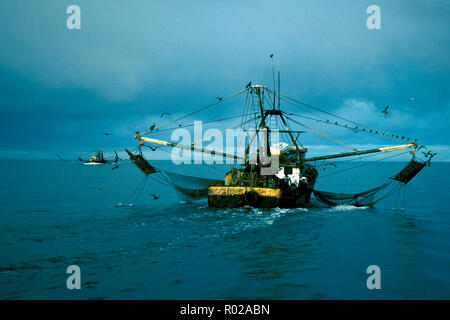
0 159 449 299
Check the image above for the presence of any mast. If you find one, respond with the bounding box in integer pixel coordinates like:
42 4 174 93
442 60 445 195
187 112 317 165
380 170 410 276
278 71 280 110
242 85 279 164
271 54 276 110
255 86 266 128
255 86 270 162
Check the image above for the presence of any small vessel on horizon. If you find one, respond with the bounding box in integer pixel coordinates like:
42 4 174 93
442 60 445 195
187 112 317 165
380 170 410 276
79 150 119 165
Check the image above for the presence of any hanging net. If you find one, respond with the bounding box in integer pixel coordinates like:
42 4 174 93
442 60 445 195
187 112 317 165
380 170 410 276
312 159 426 207
312 182 394 207
160 170 224 201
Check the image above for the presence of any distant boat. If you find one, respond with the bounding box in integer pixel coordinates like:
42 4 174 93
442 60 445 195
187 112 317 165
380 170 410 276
80 150 119 165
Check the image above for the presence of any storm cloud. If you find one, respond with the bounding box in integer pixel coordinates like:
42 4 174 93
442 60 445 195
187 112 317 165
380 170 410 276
0 0 448 159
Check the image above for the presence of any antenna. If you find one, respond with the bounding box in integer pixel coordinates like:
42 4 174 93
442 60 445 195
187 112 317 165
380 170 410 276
270 54 276 110
278 71 281 110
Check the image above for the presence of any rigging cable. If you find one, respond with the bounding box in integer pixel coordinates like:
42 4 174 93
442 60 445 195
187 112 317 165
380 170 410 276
191 115 261 146
317 150 411 179
281 95 415 143
141 88 249 135
153 113 257 133
118 175 149 206
284 114 357 151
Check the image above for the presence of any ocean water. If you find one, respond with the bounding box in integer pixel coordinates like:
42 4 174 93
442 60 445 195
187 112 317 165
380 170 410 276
0 159 449 299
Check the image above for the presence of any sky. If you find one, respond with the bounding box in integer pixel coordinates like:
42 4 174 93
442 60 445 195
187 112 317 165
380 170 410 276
0 0 449 160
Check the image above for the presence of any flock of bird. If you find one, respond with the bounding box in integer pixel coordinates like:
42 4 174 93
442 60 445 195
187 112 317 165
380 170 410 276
417 146 437 163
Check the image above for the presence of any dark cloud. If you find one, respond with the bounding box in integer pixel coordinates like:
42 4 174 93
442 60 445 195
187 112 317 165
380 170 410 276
0 0 448 159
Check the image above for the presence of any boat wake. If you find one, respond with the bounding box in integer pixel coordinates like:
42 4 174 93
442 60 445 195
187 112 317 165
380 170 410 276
326 204 370 212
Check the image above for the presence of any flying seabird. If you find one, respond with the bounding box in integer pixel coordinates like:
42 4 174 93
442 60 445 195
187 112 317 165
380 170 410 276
113 151 119 162
381 105 389 118
55 153 68 162
422 150 436 158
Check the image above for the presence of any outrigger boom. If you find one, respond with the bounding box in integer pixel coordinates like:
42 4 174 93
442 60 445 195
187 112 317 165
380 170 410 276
137 136 416 164
136 135 243 160
305 143 417 162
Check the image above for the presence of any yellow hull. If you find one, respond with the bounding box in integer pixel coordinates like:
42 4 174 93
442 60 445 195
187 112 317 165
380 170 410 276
208 186 282 208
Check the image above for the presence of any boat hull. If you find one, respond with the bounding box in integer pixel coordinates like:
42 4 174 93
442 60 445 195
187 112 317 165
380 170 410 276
208 186 311 208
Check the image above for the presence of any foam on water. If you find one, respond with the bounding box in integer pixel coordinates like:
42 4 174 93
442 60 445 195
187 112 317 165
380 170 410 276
326 204 370 212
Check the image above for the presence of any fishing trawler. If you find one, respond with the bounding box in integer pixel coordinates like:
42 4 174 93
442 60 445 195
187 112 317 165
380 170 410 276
126 71 431 208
